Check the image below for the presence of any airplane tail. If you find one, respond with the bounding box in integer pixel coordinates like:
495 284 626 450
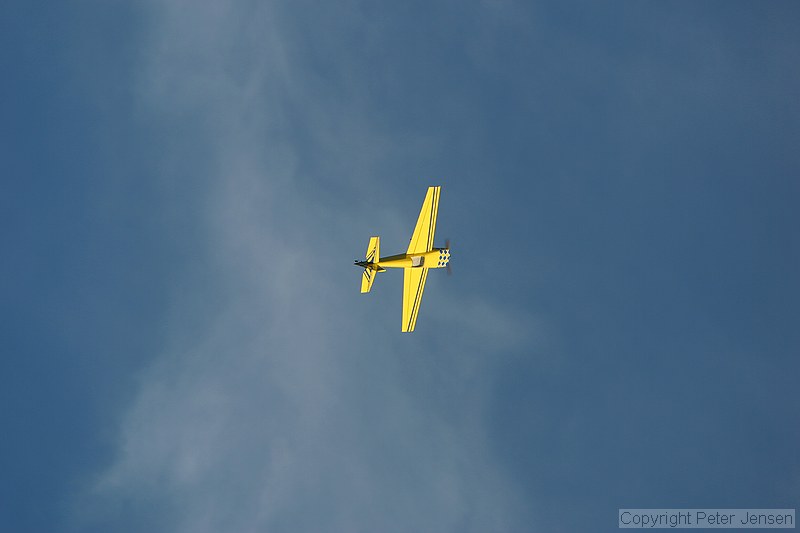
361 267 378 293
360 236 380 293
366 236 380 264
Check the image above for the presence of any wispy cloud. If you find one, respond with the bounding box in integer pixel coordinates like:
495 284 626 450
72 2 533 531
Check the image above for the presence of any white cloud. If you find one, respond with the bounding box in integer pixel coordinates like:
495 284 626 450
74 2 533 531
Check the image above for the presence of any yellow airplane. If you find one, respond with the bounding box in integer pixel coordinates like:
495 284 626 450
355 186 450 332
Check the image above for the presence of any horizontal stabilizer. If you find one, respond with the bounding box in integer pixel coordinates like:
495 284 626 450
361 267 377 293
361 236 381 293
366 236 380 264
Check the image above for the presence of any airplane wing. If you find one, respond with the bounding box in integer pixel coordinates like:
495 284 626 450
406 186 440 254
402 267 429 332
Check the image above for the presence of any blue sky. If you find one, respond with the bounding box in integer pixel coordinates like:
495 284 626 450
2 2 798 532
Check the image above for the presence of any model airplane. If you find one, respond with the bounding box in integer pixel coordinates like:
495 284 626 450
355 186 450 332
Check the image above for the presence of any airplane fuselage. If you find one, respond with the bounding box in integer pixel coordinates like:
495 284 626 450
355 248 450 271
